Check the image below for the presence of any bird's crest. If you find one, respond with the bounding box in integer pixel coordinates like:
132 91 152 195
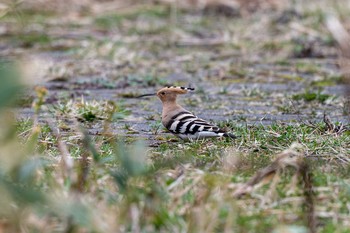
158 86 195 95
137 86 195 98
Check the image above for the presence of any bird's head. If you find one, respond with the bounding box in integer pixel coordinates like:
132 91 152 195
138 86 195 103
156 86 194 102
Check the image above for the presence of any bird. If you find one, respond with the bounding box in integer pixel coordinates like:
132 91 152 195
138 86 236 140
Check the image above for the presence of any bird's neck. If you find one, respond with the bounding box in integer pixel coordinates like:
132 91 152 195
161 100 182 119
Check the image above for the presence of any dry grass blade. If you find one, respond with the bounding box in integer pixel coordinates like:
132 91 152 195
299 161 316 233
72 125 97 193
159 0 286 16
303 114 349 136
233 148 302 198
323 113 349 135
176 32 230 47
326 14 350 120
233 146 316 233
46 119 74 182
130 204 140 233
325 15 350 57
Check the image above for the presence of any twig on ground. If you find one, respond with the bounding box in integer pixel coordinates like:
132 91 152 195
323 113 349 135
233 148 302 198
299 159 316 233
303 113 349 136
233 145 316 233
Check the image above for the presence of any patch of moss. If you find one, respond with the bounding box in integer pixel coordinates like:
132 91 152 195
15 33 52 48
292 90 331 103
277 74 303 81
14 95 34 107
311 75 343 87
295 62 320 74
94 6 169 30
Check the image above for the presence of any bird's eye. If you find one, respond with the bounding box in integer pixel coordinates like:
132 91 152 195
161 92 165 95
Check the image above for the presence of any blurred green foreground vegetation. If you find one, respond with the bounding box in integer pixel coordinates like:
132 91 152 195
0 60 350 233
1 0 350 232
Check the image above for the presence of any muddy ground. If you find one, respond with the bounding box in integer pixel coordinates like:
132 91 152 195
1 2 350 232
1 1 349 142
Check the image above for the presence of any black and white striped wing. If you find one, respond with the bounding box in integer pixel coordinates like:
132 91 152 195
165 111 232 139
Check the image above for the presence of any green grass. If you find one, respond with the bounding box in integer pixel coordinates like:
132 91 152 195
94 6 170 30
292 90 332 103
1 1 350 232
311 75 343 87
7 113 350 232
16 33 52 47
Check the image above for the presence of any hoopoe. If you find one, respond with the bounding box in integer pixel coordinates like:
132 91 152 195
138 86 236 140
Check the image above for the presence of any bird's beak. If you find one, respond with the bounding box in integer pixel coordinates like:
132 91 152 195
137 93 156 98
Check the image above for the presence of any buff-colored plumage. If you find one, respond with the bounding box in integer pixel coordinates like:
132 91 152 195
156 87 189 128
